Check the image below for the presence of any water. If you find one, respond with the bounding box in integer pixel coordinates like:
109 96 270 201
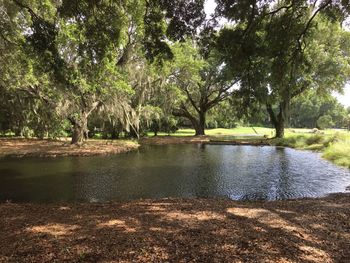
0 144 349 203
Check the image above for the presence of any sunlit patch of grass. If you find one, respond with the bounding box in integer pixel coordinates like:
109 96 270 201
304 144 325 151
323 137 350 168
210 135 265 141
0 132 15 137
273 132 350 168
146 127 274 137
205 127 273 136
272 134 308 148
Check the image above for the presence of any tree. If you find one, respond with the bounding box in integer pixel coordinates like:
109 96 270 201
1 0 134 143
1 0 206 143
206 99 241 129
290 92 348 129
317 115 334 130
216 1 350 137
166 42 235 135
0 0 65 138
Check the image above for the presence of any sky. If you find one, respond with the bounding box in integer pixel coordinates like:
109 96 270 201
204 0 350 108
334 86 350 107
204 0 216 18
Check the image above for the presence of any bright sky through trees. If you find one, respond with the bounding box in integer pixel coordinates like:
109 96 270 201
334 85 350 107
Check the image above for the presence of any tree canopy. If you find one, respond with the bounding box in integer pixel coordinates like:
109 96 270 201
1 0 349 142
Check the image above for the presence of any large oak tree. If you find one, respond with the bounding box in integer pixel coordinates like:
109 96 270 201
216 0 350 137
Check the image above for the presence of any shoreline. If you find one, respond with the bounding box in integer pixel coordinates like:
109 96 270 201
0 138 139 158
0 136 270 158
140 135 271 146
1 191 349 204
0 136 348 169
1 194 349 262
142 135 350 169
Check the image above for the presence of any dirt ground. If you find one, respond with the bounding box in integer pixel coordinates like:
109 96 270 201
0 138 139 157
1 194 349 263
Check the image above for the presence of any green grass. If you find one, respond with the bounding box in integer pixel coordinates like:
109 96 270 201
146 127 274 137
323 138 350 168
147 127 350 137
206 127 274 136
0 132 15 137
272 132 350 168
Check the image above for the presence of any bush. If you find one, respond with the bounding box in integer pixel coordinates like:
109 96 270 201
317 115 334 130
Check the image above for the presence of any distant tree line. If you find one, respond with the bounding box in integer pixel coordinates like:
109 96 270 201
236 91 350 130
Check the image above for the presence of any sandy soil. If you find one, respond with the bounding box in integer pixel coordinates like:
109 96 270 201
0 138 139 157
1 194 349 263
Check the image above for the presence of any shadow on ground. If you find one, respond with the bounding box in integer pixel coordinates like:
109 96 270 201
1 194 349 262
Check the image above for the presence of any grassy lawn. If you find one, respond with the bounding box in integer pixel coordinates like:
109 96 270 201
146 127 275 137
147 127 349 137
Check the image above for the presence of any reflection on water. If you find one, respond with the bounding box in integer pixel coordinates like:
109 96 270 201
0 145 349 202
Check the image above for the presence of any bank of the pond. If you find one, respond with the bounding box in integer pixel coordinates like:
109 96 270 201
140 133 350 169
270 133 350 168
139 135 269 145
0 138 139 157
1 194 349 263
140 135 211 144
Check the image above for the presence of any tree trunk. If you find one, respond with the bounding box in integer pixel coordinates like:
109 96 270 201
275 119 285 138
71 124 85 144
111 130 119 139
275 100 290 138
266 103 285 138
127 127 140 139
195 112 206 136
70 113 88 145
14 129 23 137
14 119 24 137
172 108 206 136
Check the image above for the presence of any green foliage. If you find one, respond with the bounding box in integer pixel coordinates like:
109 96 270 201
162 40 236 135
290 91 348 129
1 0 349 145
317 115 334 130
216 1 350 137
207 100 239 129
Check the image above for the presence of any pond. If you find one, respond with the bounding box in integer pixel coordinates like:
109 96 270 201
0 144 349 203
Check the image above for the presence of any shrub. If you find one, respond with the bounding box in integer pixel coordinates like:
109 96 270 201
317 115 334 130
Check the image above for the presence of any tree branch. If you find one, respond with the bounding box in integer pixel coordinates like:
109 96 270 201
296 0 332 51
